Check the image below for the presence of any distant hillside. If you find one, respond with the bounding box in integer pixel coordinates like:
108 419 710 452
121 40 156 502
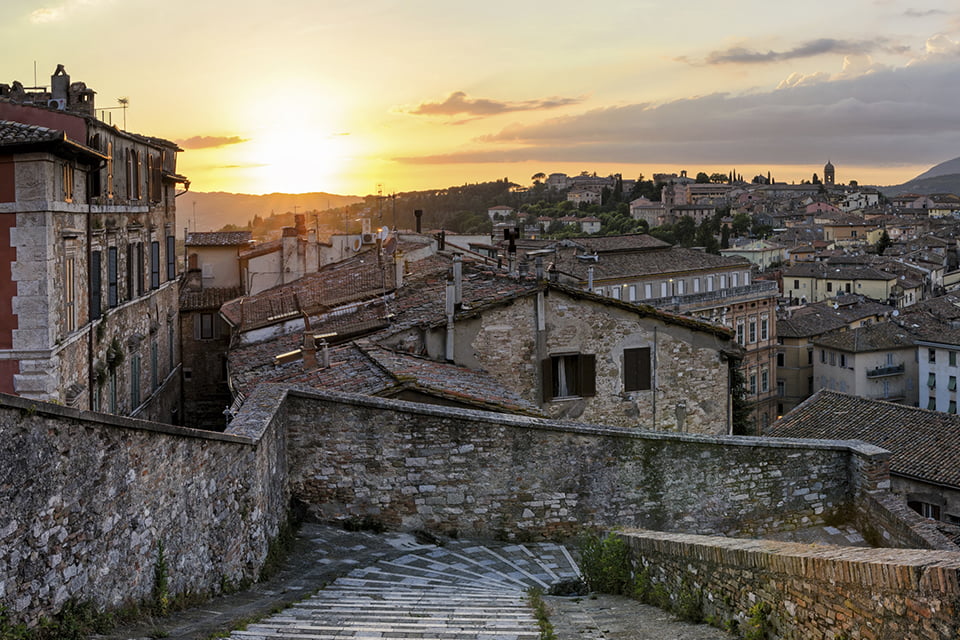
177 191 364 232
882 156 960 196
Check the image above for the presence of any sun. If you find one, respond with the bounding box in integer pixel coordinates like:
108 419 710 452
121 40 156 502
243 125 351 194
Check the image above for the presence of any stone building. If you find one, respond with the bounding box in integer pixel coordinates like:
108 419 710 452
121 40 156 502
529 234 779 433
221 247 741 434
0 66 185 421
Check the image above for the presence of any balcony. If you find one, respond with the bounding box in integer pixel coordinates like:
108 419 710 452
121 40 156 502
866 364 905 378
644 280 779 312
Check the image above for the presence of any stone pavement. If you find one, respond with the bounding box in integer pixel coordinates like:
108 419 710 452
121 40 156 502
98 523 732 640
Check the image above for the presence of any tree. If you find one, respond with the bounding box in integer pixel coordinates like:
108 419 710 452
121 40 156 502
674 216 697 247
695 222 720 254
876 229 891 256
709 172 727 184
720 224 731 249
695 172 710 184
531 172 546 184
731 212 752 236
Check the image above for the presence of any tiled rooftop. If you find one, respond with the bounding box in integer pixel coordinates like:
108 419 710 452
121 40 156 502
778 298 894 338
769 390 960 489
0 119 62 145
552 245 750 281
814 320 917 352
179 285 244 311
185 231 253 247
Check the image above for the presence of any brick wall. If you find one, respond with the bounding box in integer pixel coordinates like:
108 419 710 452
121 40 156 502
621 529 960 639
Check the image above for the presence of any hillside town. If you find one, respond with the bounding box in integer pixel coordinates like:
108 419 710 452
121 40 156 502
5 65 960 638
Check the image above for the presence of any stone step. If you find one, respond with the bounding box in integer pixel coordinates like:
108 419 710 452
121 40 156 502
224 538 580 640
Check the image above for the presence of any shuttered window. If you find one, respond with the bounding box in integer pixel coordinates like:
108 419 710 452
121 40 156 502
623 347 651 392
541 354 596 401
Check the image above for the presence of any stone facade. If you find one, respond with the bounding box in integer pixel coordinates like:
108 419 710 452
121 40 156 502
621 529 960 639
283 389 889 540
0 391 289 627
0 72 184 423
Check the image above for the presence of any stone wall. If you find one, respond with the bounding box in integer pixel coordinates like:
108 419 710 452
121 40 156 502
283 388 890 540
0 389 289 626
621 529 960 639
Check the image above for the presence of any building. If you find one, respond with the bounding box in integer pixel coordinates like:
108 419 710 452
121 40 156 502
720 239 786 271
771 390 960 526
776 296 893 415
222 247 741 434
823 160 835 186
536 234 779 432
812 321 918 406
0 66 185 422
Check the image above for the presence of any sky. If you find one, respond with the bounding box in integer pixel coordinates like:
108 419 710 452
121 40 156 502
2 0 959 197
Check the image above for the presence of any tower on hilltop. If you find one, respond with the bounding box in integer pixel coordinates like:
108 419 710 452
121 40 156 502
824 160 835 186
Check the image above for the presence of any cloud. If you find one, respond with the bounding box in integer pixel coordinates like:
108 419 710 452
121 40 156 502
394 60 960 171
406 91 585 118
689 37 908 66
904 9 946 17
28 0 105 23
176 135 249 150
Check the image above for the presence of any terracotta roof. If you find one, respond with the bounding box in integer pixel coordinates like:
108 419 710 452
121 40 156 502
180 285 243 311
552 245 750 282
769 390 960 488
185 231 252 247
813 321 917 353
562 234 671 253
0 120 61 145
777 299 894 338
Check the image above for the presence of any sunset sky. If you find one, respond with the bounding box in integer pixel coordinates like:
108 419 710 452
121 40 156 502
2 0 959 197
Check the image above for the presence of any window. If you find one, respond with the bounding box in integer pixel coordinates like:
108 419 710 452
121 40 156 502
839 354 846 368
593 287 605 296
777 352 785 367
693 278 700 293
660 281 669 297
197 313 215 340
707 276 715 292
793 279 800 289
644 283 652 299
820 349 826 364
760 314 769 342
807 350 813 365
611 286 621 300
749 372 757 395
952 351 957 367
107 246 118 308
166 235 176 281
761 367 769 393
929 348 936 364
623 347 651 392
90 251 102 321
743 272 750 286
736 318 745 345
951 376 957 392
928 373 936 388
845 283 851 293
137 243 145 295
951 400 957 415
829 352 836 366
748 317 757 343
719 275 727 289
777 380 785 398
627 285 636 302
127 244 135 300
64 256 76 332
131 354 141 407
150 241 160 289
676 279 685 295
542 353 596 400
146 155 155 201
62 162 74 202
731 273 739 287
827 282 833 292
908 501 941 521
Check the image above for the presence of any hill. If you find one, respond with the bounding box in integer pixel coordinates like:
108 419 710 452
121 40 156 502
178 191 364 232
882 156 960 196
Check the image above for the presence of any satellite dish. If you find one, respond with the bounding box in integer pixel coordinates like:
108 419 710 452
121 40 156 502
892 310 900 317
351 237 362 252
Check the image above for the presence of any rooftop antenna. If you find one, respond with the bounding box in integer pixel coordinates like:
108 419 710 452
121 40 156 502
33 61 37 88
117 97 129 130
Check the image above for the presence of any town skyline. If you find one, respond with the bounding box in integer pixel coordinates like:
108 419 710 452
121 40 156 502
2 0 958 196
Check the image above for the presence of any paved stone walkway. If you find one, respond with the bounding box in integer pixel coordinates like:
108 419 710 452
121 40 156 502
98 523 731 640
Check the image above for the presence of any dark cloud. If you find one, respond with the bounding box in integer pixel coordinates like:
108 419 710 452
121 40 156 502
694 38 906 65
407 91 585 118
394 61 960 170
176 135 249 150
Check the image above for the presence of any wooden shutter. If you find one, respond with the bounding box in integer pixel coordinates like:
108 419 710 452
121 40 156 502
624 347 651 392
579 354 596 397
541 358 554 402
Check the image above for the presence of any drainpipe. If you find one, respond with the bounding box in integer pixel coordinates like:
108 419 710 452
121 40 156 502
445 276 455 362
587 266 594 291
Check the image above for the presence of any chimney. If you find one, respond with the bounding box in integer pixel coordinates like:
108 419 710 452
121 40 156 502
453 253 463 309
415 209 423 234
302 333 318 369
587 266 594 290
51 65 69 101
445 276 455 362
295 214 306 237
535 257 544 281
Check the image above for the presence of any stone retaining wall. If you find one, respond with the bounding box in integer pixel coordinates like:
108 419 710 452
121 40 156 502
0 388 289 626
283 388 891 540
621 529 960 639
